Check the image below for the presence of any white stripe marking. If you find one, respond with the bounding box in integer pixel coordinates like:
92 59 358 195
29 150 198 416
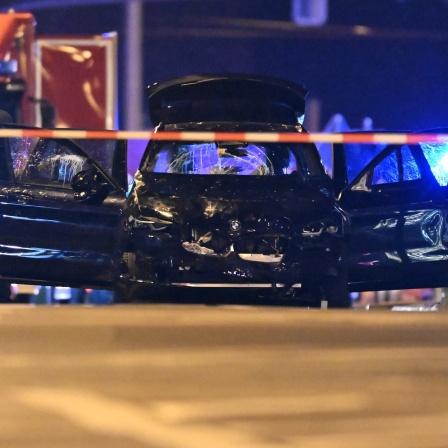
372 133 408 144
179 131 217 141
245 132 280 142
14 388 286 448
153 394 369 424
0 128 447 143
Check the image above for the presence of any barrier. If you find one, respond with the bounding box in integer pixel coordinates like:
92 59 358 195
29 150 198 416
0 129 448 144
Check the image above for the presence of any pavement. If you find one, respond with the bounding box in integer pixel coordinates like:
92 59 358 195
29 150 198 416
1 303 448 447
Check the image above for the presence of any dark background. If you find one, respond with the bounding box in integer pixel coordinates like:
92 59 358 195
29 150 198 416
3 0 448 131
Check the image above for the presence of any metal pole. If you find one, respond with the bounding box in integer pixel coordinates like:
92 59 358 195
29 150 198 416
125 0 144 130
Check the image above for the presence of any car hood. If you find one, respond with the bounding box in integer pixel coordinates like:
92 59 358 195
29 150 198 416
147 74 308 127
132 171 333 227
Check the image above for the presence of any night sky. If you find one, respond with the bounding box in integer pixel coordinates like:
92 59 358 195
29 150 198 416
4 0 448 131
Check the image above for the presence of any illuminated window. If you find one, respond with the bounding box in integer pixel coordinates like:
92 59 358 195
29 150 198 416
420 142 448 186
372 146 420 185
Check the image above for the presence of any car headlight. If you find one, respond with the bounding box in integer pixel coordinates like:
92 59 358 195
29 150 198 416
302 221 339 237
128 215 172 230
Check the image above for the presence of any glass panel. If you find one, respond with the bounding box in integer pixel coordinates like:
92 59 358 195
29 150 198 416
294 143 324 176
73 139 115 178
17 139 90 188
9 137 39 178
372 151 399 185
401 145 421 181
372 146 420 186
420 142 448 186
142 141 318 176
344 143 386 184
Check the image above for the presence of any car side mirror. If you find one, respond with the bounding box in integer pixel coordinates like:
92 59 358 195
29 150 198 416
72 169 110 204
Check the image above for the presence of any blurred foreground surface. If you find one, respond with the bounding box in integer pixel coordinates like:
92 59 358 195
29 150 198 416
1 304 448 447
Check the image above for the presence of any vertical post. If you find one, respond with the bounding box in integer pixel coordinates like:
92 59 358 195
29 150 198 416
303 97 321 131
125 0 144 130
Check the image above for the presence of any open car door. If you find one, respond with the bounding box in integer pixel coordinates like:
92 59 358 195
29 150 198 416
0 126 127 289
334 132 448 292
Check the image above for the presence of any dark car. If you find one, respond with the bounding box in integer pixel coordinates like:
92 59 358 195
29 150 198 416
4 75 447 308
116 75 350 307
0 74 350 307
0 128 128 292
333 133 448 293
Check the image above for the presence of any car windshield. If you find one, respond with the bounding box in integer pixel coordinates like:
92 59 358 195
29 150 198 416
141 141 323 176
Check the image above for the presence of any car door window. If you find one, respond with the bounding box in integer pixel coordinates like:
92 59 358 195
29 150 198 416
345 143 386 184
420 142 448 186
372 151 399 185
73 139 116 178
12 138 91 188
9 137 38 178
372 146 421 186
402 145 421 181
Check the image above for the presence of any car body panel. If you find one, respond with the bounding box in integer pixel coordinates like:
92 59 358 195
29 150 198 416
121 115 348 305
9 75 448 304
0 128 127 287
121 74 349 305
335 134 448 291
147 74 308 127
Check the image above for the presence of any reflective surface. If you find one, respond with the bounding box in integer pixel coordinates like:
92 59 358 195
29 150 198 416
122 121 347 305
336 135 448 291
0 130 127 288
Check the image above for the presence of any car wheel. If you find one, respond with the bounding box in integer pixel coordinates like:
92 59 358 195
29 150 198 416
320 273 351 308
113 279 132 303
122 252 137 277
301 246 351 308
113 252 137 303
115 283 179 303
301 274 350 308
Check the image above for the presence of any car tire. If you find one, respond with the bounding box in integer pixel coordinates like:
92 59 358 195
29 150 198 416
321 273 351 308
301 274 350 308
113 252 137 303
301 245 351 308
122 252 136 277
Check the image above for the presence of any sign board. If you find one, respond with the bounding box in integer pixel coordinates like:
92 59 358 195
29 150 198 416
35 33 117 129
